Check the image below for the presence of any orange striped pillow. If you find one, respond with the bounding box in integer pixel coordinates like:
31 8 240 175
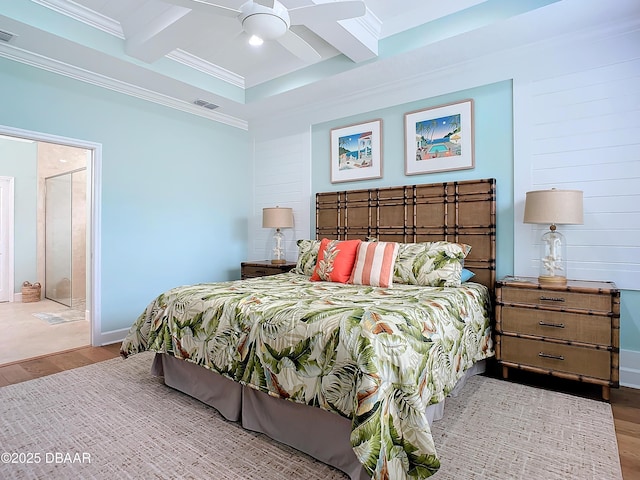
349 241 399 288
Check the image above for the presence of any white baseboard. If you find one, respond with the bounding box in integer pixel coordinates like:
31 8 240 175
620 349 640 389
98 328 130 346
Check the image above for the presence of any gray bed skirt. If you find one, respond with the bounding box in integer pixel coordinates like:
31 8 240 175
151 353 486 480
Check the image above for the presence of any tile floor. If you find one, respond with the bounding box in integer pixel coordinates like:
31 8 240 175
0 299 90 365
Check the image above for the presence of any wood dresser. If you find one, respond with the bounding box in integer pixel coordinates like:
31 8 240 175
495 276 620 400
241 261 296 279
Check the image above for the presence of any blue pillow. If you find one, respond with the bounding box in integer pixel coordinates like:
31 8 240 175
461 268 475 282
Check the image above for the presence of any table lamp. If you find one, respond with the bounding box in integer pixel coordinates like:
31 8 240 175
262 207 293 264
523 188 583 284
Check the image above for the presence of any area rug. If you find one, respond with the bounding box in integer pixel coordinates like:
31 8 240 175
33 309 85 325
0 353 622 480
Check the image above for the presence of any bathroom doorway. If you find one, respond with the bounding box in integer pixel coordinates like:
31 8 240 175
0 127 100 365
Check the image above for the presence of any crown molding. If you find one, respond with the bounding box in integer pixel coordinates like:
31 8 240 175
168 49 245 89
32 0 246 91
0 43 248 130
32 0 124 38
353 7 382 42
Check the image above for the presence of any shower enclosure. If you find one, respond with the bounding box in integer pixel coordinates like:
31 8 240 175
44 169 86 309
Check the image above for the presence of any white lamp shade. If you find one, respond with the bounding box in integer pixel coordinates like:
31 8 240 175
523 189 584 225
262 207 293 229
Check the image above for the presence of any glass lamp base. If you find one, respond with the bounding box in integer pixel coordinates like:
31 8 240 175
539 229 567 281
271 229 286 264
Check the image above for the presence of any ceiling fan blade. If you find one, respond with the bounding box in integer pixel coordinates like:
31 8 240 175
289 1 366 26
164 0 242 17
277 29 322 63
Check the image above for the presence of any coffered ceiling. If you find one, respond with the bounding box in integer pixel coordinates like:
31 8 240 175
1 1 633 129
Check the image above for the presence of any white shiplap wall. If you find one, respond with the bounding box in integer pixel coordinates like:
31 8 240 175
514 57 640 290
248 129 312 263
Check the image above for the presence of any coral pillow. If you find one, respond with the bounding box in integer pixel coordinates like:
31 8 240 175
349 241 399 288
310 238 361 283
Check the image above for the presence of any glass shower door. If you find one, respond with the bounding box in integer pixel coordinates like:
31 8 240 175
45 174 72 307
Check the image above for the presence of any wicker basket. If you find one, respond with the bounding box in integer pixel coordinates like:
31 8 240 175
21 281 41 303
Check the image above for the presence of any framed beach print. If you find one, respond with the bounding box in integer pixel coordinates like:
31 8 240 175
404 99 474 175
330 119 382 183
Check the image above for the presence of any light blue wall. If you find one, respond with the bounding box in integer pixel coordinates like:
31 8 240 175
312 80 514 280
621 291 640 352
311 80 640 354
0 139 37 290
0 57 250 334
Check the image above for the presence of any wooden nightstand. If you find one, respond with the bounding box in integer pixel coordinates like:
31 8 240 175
495 276 620 400
241 260 296 279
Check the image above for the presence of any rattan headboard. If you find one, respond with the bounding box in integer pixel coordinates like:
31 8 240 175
315 178 496 291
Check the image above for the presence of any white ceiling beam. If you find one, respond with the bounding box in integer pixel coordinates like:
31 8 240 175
304 7 380 63
123 5 196 63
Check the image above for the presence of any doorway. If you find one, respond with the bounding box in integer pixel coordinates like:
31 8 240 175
0 126 101 364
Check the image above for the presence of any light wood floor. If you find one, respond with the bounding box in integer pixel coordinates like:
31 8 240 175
0 343 120 385
0 346 638 480
0 299 90 364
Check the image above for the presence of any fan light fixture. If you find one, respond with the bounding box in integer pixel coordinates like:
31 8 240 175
242 14 288 40
240 2 290 40
262 206 294 264
248 35 264 46
523 188 583 284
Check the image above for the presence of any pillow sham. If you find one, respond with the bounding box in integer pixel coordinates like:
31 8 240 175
310 238 361 283
349 241 399 288
393 241 471 287
293 239 321 276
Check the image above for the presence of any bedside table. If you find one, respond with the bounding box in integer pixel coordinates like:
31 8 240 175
241 261 296 279
495 276 620 400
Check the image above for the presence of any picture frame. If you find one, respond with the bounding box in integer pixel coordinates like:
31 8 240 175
404 99 474 175
330 119 382 183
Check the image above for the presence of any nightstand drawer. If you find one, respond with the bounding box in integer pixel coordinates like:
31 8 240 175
501 306 611 345
241 261 296 280
501 336 611 380
242 265 276 278
500 287 611 313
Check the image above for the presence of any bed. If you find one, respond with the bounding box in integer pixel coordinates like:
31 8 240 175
121 178 497 480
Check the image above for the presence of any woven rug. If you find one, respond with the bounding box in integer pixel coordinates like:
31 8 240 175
0 352 622 480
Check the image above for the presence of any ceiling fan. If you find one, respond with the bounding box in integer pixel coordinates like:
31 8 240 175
167 0 367 62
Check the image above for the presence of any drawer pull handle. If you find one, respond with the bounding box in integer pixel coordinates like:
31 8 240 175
540 296 566 302
538 321 565 329
538 352 564 361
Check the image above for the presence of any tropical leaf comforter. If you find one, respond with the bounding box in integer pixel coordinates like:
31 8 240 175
120 272 493 479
